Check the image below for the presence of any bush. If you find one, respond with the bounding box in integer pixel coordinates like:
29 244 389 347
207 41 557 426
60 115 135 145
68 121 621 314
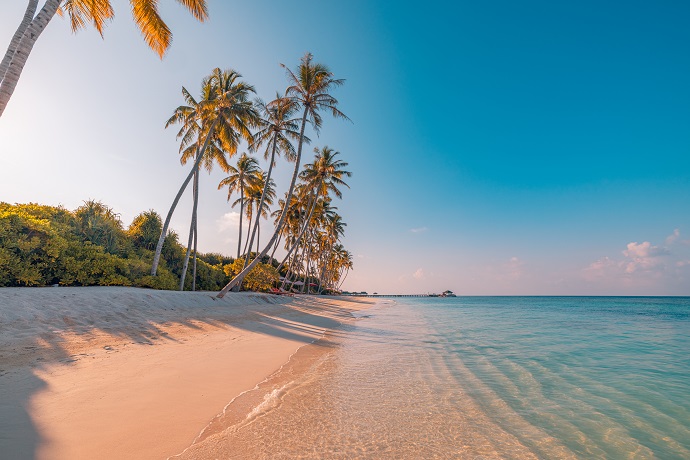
223 259 279 292
0 201 230 290
0 204 69 286
128 210 162 251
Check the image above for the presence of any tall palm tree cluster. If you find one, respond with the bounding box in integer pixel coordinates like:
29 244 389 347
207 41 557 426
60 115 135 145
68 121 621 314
273 146 353 294
150 53 354 296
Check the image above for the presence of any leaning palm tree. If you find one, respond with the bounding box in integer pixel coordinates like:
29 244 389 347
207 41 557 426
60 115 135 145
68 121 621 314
218 153 260 259
0 0 208 117
279 146 351 271
217 53 348 297
280 195 335 292
165 83 231 290
337 250 354 291
151 68 258 276
242 94 302 268
316 213 346 292
244 170 276 256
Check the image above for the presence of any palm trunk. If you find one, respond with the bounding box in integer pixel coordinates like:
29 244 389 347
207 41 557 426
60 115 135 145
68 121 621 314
217 106 310 297
291 233 310 293
0 0 61 117
278 188 319 270
151 118 219 275
179 210 195 291
338 268 350 290
179 168 199 290
301 231 316 294
241 207 253 258
237 186 244 259
0 0 38 84
284 251 303 292
245 135 277 266
281 243 303 291
256 223 260 255
317 246 332 294
280 252 299 290
192 171 199 291
270 230 284 263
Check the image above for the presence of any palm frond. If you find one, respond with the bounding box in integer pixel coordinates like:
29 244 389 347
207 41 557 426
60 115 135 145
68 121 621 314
130 0 172 58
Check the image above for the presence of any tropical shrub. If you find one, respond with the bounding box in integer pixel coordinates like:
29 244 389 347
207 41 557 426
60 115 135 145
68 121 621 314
0 201 226 290
127 210 162 251
223 258 278 292
0 204 68 286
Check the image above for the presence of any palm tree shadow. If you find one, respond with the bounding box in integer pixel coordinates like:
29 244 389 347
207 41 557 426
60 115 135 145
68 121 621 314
0 287 373 458
0 367 45 459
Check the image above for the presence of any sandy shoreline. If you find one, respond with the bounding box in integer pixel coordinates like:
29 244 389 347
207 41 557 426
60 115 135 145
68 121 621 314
0 286 373 459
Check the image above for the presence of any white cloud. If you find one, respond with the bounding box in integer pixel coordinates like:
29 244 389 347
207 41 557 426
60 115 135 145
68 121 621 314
412 268 425 279
583 230 690 291
217 212 241 233
620 241 669 274
623 241 668 259
409 227 428 234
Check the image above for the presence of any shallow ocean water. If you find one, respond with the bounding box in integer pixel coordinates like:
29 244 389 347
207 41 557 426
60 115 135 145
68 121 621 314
176 297 690 459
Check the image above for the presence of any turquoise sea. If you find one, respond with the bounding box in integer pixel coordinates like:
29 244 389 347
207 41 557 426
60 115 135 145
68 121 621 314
179 297 690 459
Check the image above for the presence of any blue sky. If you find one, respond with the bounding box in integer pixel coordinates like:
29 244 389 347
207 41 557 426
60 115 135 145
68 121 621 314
1 1 689 294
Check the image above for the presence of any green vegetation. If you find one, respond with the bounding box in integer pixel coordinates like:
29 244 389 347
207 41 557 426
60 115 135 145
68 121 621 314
148 53 354 295
1 52 356 294
223 258 279 292
0 201 229 290
216 53 350 296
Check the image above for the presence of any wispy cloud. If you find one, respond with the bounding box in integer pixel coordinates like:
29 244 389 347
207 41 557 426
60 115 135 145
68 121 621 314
412 268 425 279
666 229 680 245
217 212 241 245
217 212 241 232
410 227 428 234
504 256 525 281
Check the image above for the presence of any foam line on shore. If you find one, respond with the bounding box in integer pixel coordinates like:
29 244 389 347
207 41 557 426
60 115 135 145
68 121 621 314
0 287 376 460
169 302 377 459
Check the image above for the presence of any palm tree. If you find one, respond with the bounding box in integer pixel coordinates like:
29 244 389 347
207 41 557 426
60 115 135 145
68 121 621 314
280 196 336 292
0 0 208 117
279 146 351 270
317 213 346 292
218 53 348 297
218 153 260 259
165 83 231 290
242 94 302 269
268 192 302 263
151 67 258 276
0 1 38 83
337 250 354 291
245 170 276 256
178 169 199 290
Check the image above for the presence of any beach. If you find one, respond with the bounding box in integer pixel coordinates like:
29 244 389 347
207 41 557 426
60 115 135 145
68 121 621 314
2 290 689 459
0 287 373 459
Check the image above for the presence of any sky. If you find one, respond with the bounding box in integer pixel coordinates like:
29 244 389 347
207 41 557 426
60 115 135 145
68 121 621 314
1 0 689 295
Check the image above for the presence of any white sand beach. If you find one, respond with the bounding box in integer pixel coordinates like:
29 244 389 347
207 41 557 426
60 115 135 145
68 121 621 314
0 286 372 459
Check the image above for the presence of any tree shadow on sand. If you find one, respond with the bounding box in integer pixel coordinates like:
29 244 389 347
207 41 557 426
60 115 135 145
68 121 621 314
0 287 377 459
